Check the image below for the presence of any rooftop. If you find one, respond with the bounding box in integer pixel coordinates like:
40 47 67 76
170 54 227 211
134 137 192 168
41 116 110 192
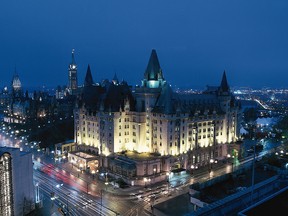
74 151 97 159
239 186 288 216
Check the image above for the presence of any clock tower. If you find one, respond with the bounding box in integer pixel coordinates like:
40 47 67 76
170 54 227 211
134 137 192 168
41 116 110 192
68 49 78 94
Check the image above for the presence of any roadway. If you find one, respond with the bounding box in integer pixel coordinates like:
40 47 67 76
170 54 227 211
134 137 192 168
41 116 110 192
0 121 282 216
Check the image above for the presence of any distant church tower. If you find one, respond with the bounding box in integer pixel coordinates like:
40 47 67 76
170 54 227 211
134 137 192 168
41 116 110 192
68 49 78 94
11 69 22 98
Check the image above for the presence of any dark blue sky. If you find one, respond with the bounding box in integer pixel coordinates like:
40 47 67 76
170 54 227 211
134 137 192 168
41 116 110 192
0 0 287 89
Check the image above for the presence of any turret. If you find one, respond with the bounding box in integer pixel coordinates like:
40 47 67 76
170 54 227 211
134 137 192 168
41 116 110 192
84 64 94 87
112 73 119 85
141 49 165 88
219 70 229 94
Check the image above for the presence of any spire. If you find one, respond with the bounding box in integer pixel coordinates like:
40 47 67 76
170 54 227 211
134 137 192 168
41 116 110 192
112 73 119 85
84 64 94 87
220 70 229 92
71 49 76 64
144 49 164 81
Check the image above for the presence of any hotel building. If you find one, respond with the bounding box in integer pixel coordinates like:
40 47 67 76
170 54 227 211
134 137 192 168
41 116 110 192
73 50 241 185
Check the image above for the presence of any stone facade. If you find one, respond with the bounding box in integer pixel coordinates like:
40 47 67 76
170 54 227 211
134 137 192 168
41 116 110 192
74 50 241 180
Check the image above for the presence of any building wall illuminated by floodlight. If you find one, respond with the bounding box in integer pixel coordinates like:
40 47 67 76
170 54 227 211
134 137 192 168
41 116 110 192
74 50 241 168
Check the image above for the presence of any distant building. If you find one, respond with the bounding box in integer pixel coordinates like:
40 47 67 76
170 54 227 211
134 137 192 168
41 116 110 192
73 49 241 184
11 72 22 98
0 147 35 216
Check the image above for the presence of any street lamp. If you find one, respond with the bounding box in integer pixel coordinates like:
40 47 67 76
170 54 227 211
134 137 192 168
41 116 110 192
227 154 234 173
209 159 214 173
166 172 170 194
91 170 96 180
191 165 195 175
144 177 147 188
77 168 81 178
105 172 109 192
153 168 156 184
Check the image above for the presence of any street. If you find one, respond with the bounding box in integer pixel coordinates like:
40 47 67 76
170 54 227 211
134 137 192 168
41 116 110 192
0 121 283 216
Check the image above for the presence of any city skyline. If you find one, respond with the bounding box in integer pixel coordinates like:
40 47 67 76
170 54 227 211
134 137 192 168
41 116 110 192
1 0 288 89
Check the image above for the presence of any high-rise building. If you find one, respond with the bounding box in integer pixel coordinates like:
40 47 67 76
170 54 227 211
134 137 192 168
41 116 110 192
0 147 35 216
73 49 241 177
68 49 78 94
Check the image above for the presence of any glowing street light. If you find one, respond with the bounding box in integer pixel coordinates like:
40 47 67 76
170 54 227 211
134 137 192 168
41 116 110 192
144 177 148 188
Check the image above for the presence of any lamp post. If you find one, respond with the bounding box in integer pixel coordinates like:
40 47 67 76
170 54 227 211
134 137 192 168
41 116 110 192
209 159 214 173
227 154 234 173
191 165 195 175
77 168 81 178
153 167 156 184
166 172 170 194
144 177 147 189
91 170 96 180
105 172 109 192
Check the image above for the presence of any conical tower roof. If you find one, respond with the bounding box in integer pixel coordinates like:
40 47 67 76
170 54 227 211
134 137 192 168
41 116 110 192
144 49 164 81
112 73 119 84
84 64 94 87
220 70 229 92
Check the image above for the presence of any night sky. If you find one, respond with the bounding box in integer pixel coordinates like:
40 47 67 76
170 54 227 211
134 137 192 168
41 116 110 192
0 0 287 89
